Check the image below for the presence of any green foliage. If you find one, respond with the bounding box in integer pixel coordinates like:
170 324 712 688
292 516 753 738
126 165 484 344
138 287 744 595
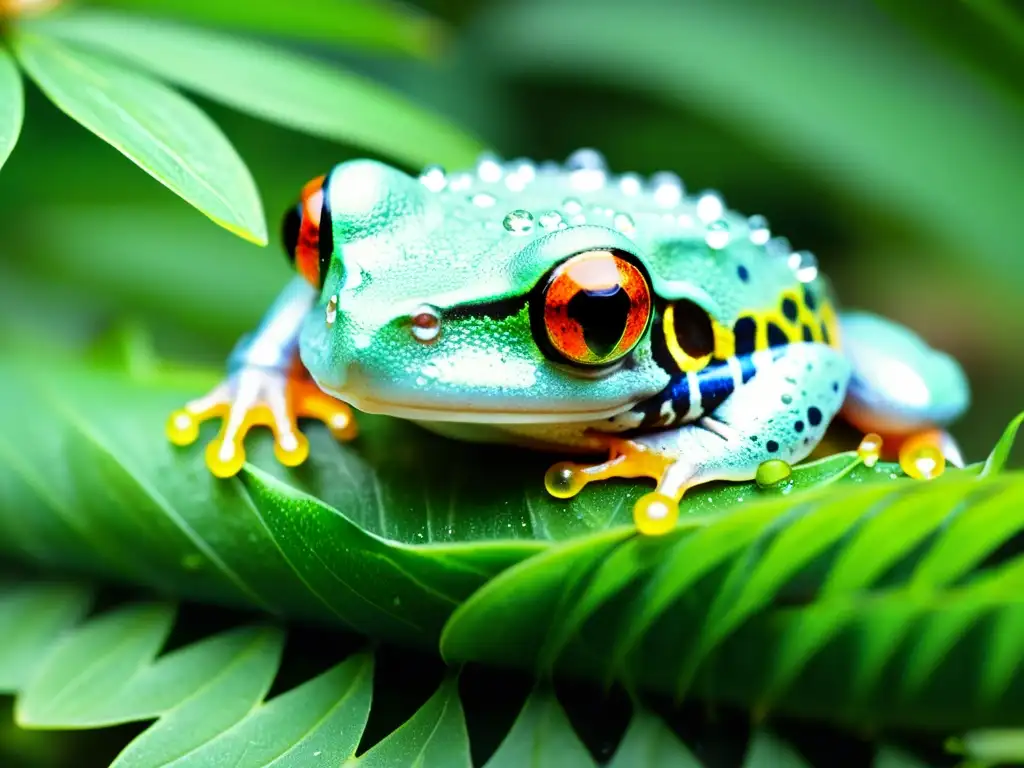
0 3 482 242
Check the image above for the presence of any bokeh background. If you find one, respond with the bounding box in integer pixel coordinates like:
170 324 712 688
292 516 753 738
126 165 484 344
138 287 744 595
1 0 1022 465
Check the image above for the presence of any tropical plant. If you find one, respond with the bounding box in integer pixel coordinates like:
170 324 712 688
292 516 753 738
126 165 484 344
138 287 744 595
1 0 1023 766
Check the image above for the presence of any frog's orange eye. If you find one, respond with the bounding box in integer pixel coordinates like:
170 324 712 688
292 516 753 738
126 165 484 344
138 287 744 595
282 174 330 287
540 250 651 366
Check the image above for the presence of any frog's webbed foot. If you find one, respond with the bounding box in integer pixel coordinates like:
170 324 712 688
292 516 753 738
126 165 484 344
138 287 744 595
545 435 684 535
166 367 357 478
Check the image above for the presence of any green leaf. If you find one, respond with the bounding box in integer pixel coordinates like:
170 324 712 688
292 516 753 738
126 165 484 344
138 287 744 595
472 0 1024 281
351 674 470 767
173 653 373 768
981 409 1024 476
28 10 485 170
0 46 23 172
606 708 701 767
93 0 445 59
482 688 595 768
743 730 811 768
0 582 93 693
10 31 267 245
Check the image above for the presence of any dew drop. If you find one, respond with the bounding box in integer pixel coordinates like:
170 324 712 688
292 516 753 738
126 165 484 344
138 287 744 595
618 173 643 196
613 212 635 234
475 152 503 182
651 171 683 207
325 294 338 326
418 165 447 192
472 193 496 208
565 147 607 171
705 220 731 250
696 192 724 223
766 236 792 259
562 197 583 215
756 459 793 488
539 210 564 230
448 172 472 191
510 158 536 183
747 214 770 245
503 209 535 235
857 433 883 468
788 250 819 282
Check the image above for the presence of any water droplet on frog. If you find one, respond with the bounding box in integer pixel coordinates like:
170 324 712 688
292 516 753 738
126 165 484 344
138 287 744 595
857 433 883 468
503 209 535 235
505 174 527 192
705 220 731 249
410 304 441 342
651 171 683 207
747 214 770 245
696 191 724 223
569 213 587 226
613 212 635 234
472 193 496 208
618 173 643 196
676 213 694 228
788 250 818 282
566 147 607 171
766 236 791 259
509 158 536 183
562 197 583 214
539 210 563 230
418 165 447 192
475 152 503 182
449 172 472 191
756 459 793 488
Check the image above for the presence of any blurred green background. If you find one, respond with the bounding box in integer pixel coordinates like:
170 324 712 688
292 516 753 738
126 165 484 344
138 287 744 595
1 0 1022 466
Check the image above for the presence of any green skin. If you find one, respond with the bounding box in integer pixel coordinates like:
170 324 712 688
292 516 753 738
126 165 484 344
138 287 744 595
190 151 971 505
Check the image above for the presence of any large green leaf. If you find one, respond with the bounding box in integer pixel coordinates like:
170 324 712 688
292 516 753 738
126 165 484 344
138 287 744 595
0 47 23 173
93 0 444 58
10 32 267 244
471 0 1024 281
27 9 485 170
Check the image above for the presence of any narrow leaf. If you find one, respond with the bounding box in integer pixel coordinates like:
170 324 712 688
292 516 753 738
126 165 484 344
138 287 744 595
173 653 373 768
0 582 93 693
111 626 284 768
30 10 484 170
981 409 1024 476
607 708 701 767
16 603 176 726
742 730 810 768
483 688 596 768
11 32 267 244
94 0 444 58
0 46 23 172
352 675 470 767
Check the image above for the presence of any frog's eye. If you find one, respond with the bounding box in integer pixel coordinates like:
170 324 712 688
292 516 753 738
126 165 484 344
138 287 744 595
282 174 332 288
539 250 652 367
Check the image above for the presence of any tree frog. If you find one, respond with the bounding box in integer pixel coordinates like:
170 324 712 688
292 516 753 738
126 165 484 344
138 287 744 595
166 150 970 535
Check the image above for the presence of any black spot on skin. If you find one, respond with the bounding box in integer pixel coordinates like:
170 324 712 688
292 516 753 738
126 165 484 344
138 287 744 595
734 317 757 356
802 325 814 342
767 440 780 453
808 406 823 426
767 323 788 348
737 265 750 283
568 286 632 358
671 299 715 358
795 421 805 433
821 323 831 345
782 298 799 322
832 382 840 393
803 285 817 310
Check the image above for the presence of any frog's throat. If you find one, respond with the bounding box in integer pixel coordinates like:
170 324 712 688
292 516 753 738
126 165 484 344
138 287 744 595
316 386 640 425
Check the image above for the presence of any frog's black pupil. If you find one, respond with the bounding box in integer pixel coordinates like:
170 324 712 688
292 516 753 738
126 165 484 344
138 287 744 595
567 285 631 358
281 203 302 264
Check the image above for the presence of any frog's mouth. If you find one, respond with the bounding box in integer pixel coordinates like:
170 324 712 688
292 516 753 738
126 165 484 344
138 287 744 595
319 386 639 425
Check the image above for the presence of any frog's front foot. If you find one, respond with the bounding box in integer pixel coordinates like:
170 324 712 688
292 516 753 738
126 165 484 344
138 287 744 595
544 435 684 536
165 367 357 478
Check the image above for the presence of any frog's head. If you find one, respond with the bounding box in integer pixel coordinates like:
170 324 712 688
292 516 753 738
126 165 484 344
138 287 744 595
285 159 671 424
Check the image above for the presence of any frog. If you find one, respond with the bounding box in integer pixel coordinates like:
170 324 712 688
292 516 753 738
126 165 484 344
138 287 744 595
166 149 971 535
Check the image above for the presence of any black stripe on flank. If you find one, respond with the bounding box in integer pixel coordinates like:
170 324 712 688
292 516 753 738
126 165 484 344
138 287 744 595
696 361 736 414
317 172 334 289
767 322 789 348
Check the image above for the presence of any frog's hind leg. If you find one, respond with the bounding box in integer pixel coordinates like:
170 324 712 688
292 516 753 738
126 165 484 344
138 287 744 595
545 342 851 535
837 311 971 478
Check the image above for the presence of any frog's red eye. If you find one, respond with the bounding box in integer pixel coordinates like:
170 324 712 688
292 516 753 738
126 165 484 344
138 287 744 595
282 174 328 287
541 250 651 366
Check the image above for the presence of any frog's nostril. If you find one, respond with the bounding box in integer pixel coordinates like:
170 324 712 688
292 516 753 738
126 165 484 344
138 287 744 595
410 304 441 343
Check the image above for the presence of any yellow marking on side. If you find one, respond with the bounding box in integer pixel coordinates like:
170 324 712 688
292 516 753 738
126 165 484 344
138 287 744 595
712 321 735 360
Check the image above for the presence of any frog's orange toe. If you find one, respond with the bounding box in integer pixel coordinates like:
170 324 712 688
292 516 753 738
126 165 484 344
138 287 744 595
167 369 357 477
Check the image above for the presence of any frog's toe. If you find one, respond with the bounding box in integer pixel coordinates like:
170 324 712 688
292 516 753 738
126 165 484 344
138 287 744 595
166 368 355 478
895 428 963 480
